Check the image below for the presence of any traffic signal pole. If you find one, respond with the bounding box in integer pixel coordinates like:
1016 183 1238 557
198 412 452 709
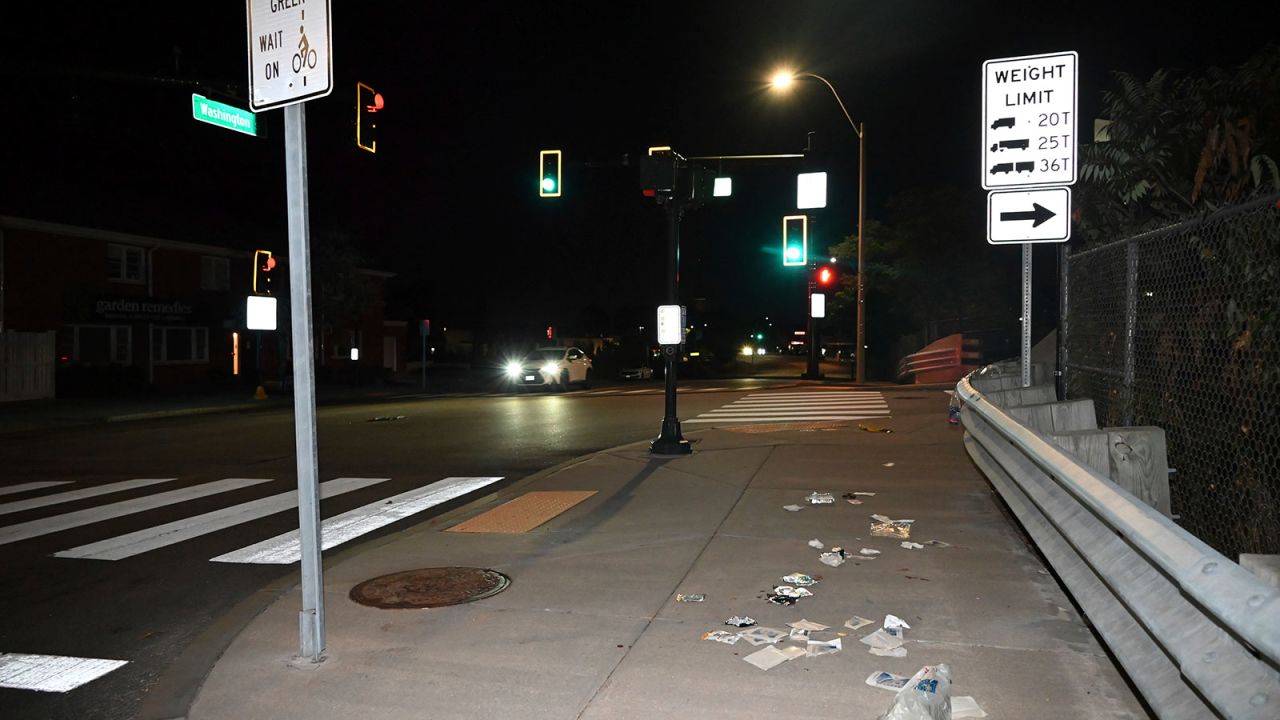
651 197 691 455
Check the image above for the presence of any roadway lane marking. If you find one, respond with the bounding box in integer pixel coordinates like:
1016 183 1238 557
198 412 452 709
0 478 272 547
0 481 73 497
54 477 389 561
210 476 505 564
0 653 128 693
0 478 177 517
622 389 653 394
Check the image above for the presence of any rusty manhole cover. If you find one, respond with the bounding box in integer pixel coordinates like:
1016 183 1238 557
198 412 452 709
349 567 510 609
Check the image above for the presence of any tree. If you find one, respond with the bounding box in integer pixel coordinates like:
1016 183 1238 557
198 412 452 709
1078 45 1280 242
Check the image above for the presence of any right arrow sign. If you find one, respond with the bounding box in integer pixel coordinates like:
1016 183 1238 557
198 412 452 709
987 187 1071 244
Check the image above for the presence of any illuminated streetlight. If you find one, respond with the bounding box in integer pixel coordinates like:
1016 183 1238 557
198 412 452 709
768 68 868 383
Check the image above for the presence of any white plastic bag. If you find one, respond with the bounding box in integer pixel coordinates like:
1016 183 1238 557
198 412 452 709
879 663 951 720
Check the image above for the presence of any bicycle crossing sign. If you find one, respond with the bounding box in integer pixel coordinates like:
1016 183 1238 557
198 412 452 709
245 0 333 111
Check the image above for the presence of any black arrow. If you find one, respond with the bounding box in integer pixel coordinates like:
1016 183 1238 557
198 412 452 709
1000 203 1056 227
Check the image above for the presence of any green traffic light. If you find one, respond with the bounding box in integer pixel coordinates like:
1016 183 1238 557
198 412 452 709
786 246 801 261
542 177 557 193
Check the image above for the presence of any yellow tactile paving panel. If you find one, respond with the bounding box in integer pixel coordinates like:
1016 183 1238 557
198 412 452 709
446 490 597 534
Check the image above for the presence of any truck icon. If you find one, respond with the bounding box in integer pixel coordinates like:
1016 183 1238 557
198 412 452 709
1015 161 1034 173
990 163 1014 174
990 139 1030 152
990 117 1015 130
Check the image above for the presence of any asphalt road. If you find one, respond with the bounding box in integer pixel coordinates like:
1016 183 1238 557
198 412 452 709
0 377 805 720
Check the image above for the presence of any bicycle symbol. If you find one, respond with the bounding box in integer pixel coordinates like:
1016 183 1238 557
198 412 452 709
292 25 317 73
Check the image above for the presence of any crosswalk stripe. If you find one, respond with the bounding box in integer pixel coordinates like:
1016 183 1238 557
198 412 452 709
685 390 890 426
0 653 129 693
741 392 882 399
210 476 504 565
684 415 887 423
0 481 74 498
0 478 177 517
703 408 888 416
0 478 272 547
726 399 889 406
54 477 389 561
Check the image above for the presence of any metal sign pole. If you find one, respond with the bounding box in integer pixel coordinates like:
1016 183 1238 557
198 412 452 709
283 103 325 662
1021 243 1032 388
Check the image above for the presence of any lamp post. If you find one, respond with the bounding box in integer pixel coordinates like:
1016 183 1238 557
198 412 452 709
769 70 866 383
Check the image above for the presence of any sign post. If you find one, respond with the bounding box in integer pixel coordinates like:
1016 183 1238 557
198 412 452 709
981 51 1078 387
246 0 333 664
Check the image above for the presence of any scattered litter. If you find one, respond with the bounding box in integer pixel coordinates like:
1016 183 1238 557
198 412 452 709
368 415 406 422
846 498 864 505
725 616 756 628
871 514 915 539
701 630 741 644
782 504 804 512
858 423 894 433
860 628 905 653
924 540 952 548
884 614 912 631
806 638 842 657
883 462 896 467
870 646 908 657
782 573 819 586
845 616 875 631
676 593 705 603
789 627 810 640
901 541 925 550
805 492 835 504
807 538 825 549
879 664 952 720
866 670 913 692
767 585 813 605
953 695 988 719
819 547 849 567
787 619 829 631
859 548 882 557
738 626 788 645
743 644 806 670
854 492 877 496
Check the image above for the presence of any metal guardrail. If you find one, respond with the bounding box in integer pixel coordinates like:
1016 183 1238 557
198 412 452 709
957 373 1279 719
896 347 960 380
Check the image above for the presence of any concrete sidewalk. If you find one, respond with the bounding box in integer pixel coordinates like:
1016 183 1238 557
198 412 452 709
180 401 1147 719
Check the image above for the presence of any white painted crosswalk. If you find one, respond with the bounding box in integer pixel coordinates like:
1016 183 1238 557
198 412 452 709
0 474 504 562
683 390 891 424
0 653 129 693
210 476 503 564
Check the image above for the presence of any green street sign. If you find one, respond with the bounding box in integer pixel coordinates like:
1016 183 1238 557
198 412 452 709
191 94 257 136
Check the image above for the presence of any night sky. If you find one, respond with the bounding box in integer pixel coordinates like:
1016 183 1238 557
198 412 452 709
2 1 1273 345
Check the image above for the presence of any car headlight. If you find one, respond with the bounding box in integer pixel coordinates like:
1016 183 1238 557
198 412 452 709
540 363 559 375
505 362 522 378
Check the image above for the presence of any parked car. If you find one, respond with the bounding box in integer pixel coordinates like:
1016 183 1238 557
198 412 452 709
619 364 654 380
504 346 593 390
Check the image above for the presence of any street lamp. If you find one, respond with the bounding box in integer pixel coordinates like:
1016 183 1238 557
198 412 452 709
769 69 867 383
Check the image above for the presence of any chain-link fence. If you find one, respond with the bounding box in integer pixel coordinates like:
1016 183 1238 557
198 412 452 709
1063 195 1280 559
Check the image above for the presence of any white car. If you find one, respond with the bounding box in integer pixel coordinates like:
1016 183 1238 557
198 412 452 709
505 346 593 391
619 365 654 380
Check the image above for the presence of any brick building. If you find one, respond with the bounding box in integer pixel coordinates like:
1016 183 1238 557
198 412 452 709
0 216 401 395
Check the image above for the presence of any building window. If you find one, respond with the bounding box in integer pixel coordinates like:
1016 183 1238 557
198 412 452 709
108 244 146 283
152 326 209 364
200 256 230 291
331 329 362 359
58 325 132 366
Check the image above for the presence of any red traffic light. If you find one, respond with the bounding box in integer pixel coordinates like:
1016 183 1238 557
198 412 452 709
816 264 836 287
